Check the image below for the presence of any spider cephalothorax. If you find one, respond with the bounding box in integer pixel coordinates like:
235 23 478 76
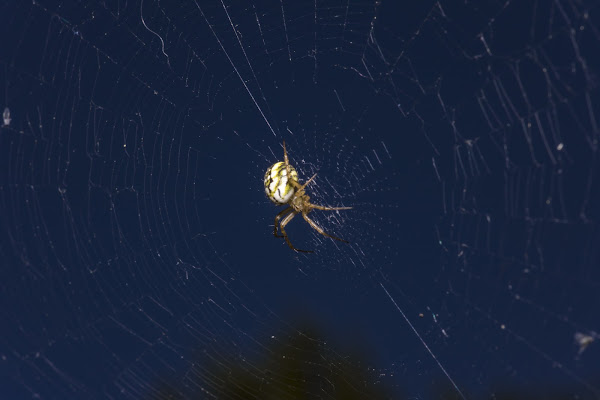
264 141 351 253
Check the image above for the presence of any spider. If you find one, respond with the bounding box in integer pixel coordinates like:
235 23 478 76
264 141 352 253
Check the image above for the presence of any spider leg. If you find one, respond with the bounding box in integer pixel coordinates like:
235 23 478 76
299 173 353 211
302 212 349 243
282 140 303 190
283 140 289 167
274 206 293 237
309 204 352 211
279 211 313 253
298 173 317 191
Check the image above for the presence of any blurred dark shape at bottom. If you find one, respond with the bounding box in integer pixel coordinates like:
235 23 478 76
148 322 395 400
147 322 598 400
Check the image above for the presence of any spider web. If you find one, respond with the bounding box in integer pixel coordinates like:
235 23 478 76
1 0 599 398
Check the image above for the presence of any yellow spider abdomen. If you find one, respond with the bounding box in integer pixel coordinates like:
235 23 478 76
264 161 298 204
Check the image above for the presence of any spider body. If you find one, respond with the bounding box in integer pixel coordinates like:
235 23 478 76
265 141 351 253
264 161 298 204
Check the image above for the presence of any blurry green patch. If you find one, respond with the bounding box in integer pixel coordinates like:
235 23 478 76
148 325 395 400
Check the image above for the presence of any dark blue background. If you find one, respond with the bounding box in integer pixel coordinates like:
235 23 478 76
1 0 599 398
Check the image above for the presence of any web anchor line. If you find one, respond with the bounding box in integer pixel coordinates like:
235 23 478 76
192 0 277 137
219 0 279 137
380 282 466 400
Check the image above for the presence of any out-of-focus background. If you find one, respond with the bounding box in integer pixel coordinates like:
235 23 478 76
1 0 599 398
